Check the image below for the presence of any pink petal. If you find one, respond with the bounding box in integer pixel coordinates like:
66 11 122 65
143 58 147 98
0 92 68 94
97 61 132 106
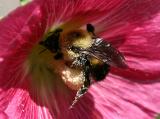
0 111 8 119
111 12 160 81
0 1 46 54
0 1 51 118
90 74 160 119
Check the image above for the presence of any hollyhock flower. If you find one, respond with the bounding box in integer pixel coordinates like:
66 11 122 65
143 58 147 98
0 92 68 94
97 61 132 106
0 0 160 119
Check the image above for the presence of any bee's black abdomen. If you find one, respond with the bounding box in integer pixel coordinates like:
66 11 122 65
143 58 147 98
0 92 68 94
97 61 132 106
91 64 110 81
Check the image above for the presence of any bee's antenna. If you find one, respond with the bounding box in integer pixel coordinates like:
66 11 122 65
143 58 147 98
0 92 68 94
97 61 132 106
39 49 47 54
86 24 96 36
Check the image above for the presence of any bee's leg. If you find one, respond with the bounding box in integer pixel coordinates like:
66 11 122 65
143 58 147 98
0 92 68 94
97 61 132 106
70 54 91 108
87 24 95 33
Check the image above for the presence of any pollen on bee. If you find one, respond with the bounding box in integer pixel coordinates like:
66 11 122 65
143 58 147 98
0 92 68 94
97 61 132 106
62 68 84 90
66 50 80 60
72 35 92 49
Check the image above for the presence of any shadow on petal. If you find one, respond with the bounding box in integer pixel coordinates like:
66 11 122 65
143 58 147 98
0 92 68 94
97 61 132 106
111 67 160 84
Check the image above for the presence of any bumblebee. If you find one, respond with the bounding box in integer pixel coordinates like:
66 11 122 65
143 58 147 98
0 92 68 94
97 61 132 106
39 24 127 108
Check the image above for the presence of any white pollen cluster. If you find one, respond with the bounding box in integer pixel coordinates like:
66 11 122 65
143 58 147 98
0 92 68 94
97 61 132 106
62 68 84 90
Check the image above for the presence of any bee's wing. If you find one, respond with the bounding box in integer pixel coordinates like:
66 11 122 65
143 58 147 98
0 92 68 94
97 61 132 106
86 38 127 68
